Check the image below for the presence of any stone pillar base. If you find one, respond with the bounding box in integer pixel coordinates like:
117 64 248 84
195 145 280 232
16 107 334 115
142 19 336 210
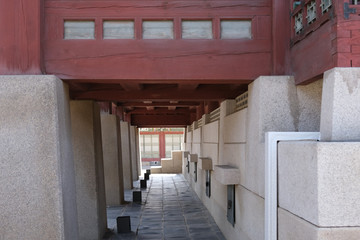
0 75 78 239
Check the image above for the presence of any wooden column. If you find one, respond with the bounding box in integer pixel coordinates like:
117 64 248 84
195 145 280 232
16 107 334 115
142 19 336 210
0 0 43 74
272 0 291 75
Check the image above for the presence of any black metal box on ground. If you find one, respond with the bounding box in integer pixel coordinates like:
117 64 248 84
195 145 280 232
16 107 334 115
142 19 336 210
140 179 147 188
144 172 149 180
117 216 131 233
133 191 142 203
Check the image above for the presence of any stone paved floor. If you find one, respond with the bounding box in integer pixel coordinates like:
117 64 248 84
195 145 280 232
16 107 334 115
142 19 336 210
104 174 226 240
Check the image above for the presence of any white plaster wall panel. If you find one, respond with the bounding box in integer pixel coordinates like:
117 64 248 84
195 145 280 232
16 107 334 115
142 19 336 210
0 76 78 239
237 186 265 240
296 79 323 132
182 20 213 39
223 144 245 183
203 121 219 143
279 141 360 227
186 130 192 143
223 108 247 143
246 76 298 197
142 21 174 39
186 131 192 153
320 68 360 141
185 143 191 153
194 166 205 199
211 178 227 215
193 128 202 143
213 165 240 185
192 143 201 156
64 21 95 39
219 100 236 166
202 143 218 166
103 21 134 39
220 20 252 39
278 208 360 240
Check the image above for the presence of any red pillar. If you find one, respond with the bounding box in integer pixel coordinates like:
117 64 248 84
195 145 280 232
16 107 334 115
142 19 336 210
0 0 43 74
205 101 220 114
159 132 166 159
196 102 205 120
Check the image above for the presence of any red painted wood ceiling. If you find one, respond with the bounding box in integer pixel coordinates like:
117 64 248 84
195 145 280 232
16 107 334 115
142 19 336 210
68 81 248 127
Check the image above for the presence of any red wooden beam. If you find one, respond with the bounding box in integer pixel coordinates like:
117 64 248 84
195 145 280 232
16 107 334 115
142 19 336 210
120 101 201 107
131 114 191 127
70 85 244 101
0 0 43 74
272 0 291 75
127 107 194 114
44 0 272 82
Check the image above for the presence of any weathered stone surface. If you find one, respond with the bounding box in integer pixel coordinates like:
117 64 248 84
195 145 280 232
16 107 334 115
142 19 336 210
279 208 360 240
0 75 78 240
279 141 360 227
202 121 219 143
246 76 298 197
297 79 323 132
320 68 360 141
120 121 133 190
101 114 124 205
129 126 139 181
71 101 107 240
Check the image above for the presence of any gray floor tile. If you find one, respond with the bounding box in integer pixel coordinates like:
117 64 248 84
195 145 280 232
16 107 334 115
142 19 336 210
104 174 225 240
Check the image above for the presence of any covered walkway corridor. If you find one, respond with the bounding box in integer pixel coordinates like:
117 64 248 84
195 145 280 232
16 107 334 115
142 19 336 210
105 174 225 240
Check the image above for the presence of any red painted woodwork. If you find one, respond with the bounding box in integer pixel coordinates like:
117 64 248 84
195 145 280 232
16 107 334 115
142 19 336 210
0 0 43 74
205 101 220 114
334 1 360 67
132 114 191 127
290 19 336 84
159 132 165 159
70 84 246 101
272 0 291 75
43 0 272 82
289 0 360 84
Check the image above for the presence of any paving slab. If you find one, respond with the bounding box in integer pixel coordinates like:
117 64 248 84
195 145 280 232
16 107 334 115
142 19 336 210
104 174 225 240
